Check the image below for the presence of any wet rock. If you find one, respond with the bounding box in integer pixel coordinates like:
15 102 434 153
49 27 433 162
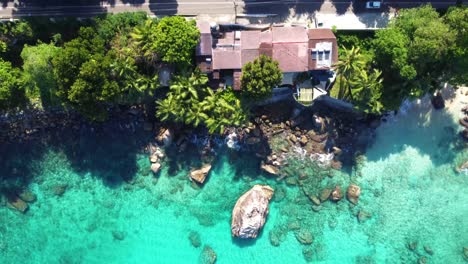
18 189 37 203
285 177 297 186
188 231 201 248
319 188 332 202
357 210 372 223
346 184 361 205
269 230 281 247
459 117 468 128
463 129 468 141
330 160 342 170
295 229 313 245
155 149 165 159
431 92 445 109
418 256 427 264
231 185 274 239
190 164 212 184
311 133 327 143
149 154 158 163
330 186 343 202
199 246 217 264
311 205 322 212
300 135 308 145
331 147 342 157
112 230 126 241
52 184 68 196
456 161 468 173
423 245 433 255
289 134 297 144
7 196 28 213
157 128 173 147
308 194 321 206
302 246 314 262
261 163 279 175
273 187 286 202
408 241 418 251
288 220 301 231
151 163 161 175
246 137 261 145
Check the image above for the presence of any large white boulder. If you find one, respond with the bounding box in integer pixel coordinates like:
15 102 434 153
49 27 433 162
231 185 274 239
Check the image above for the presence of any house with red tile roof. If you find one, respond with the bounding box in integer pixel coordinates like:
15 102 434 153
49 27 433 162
195 21 338 91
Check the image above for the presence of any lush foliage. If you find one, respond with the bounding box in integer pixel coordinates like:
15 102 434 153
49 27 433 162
49 13 160 120
332 5 467 112
334 46 383 114
372 5 462 109
21 43 61 108
241 55 282 100
132 16 200 67
157 73 246 134
0 59 27 110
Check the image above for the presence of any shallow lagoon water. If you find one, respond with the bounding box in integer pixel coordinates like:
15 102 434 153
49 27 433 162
1 94 467 263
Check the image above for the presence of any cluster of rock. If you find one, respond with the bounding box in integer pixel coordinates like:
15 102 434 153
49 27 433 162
5 189 37 213
225 101 375 178
407 241 437 264
231 185 274 239
0 109 82 142
190 164 212 184
0 106 152 144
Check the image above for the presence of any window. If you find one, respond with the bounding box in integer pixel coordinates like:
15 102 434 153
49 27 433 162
324 50 330 60
318 51 323 60
311 49 317 60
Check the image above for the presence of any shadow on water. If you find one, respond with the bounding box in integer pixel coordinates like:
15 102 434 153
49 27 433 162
0 117 152 194
365 92 462 166
232 233 261 247
0 140 47 196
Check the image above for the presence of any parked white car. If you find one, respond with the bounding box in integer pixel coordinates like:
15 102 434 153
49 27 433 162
366 1 381 9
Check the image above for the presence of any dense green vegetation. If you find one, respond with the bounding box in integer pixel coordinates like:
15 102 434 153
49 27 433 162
0 13 246 133
157 72 246 134
0 5 466 129
240 55 282 101
333 5 467 113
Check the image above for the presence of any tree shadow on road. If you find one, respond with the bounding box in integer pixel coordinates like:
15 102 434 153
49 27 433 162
354 2 392 29
148 0 178 16
329 0 351 15
242 0 324 24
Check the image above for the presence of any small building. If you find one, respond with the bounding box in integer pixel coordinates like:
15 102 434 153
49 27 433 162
195 21 338 93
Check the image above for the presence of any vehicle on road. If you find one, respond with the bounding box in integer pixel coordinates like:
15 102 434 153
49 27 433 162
366 1 381 9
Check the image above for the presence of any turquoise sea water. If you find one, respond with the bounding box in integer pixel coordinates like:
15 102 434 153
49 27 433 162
1 97 467 263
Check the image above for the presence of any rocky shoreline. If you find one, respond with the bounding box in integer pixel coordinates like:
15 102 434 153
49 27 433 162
0 100 379 211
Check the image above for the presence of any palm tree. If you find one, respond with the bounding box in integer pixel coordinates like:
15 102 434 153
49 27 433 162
130 19 158 65
333 46 367 100
349 69 384 114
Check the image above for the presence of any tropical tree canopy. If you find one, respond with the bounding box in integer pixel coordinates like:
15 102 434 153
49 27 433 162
240 55 282 101
21 43 61 108
0 59 27 111
157 73 246 134
373 4 459 109
131 16 200 67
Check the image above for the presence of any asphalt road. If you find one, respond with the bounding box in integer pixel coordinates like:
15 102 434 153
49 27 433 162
0 0 460 19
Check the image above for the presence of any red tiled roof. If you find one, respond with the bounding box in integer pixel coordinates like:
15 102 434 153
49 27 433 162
272 42 310 72
197 33 212 56
272 26 308 43
308 28 336 40
212 49 241 70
